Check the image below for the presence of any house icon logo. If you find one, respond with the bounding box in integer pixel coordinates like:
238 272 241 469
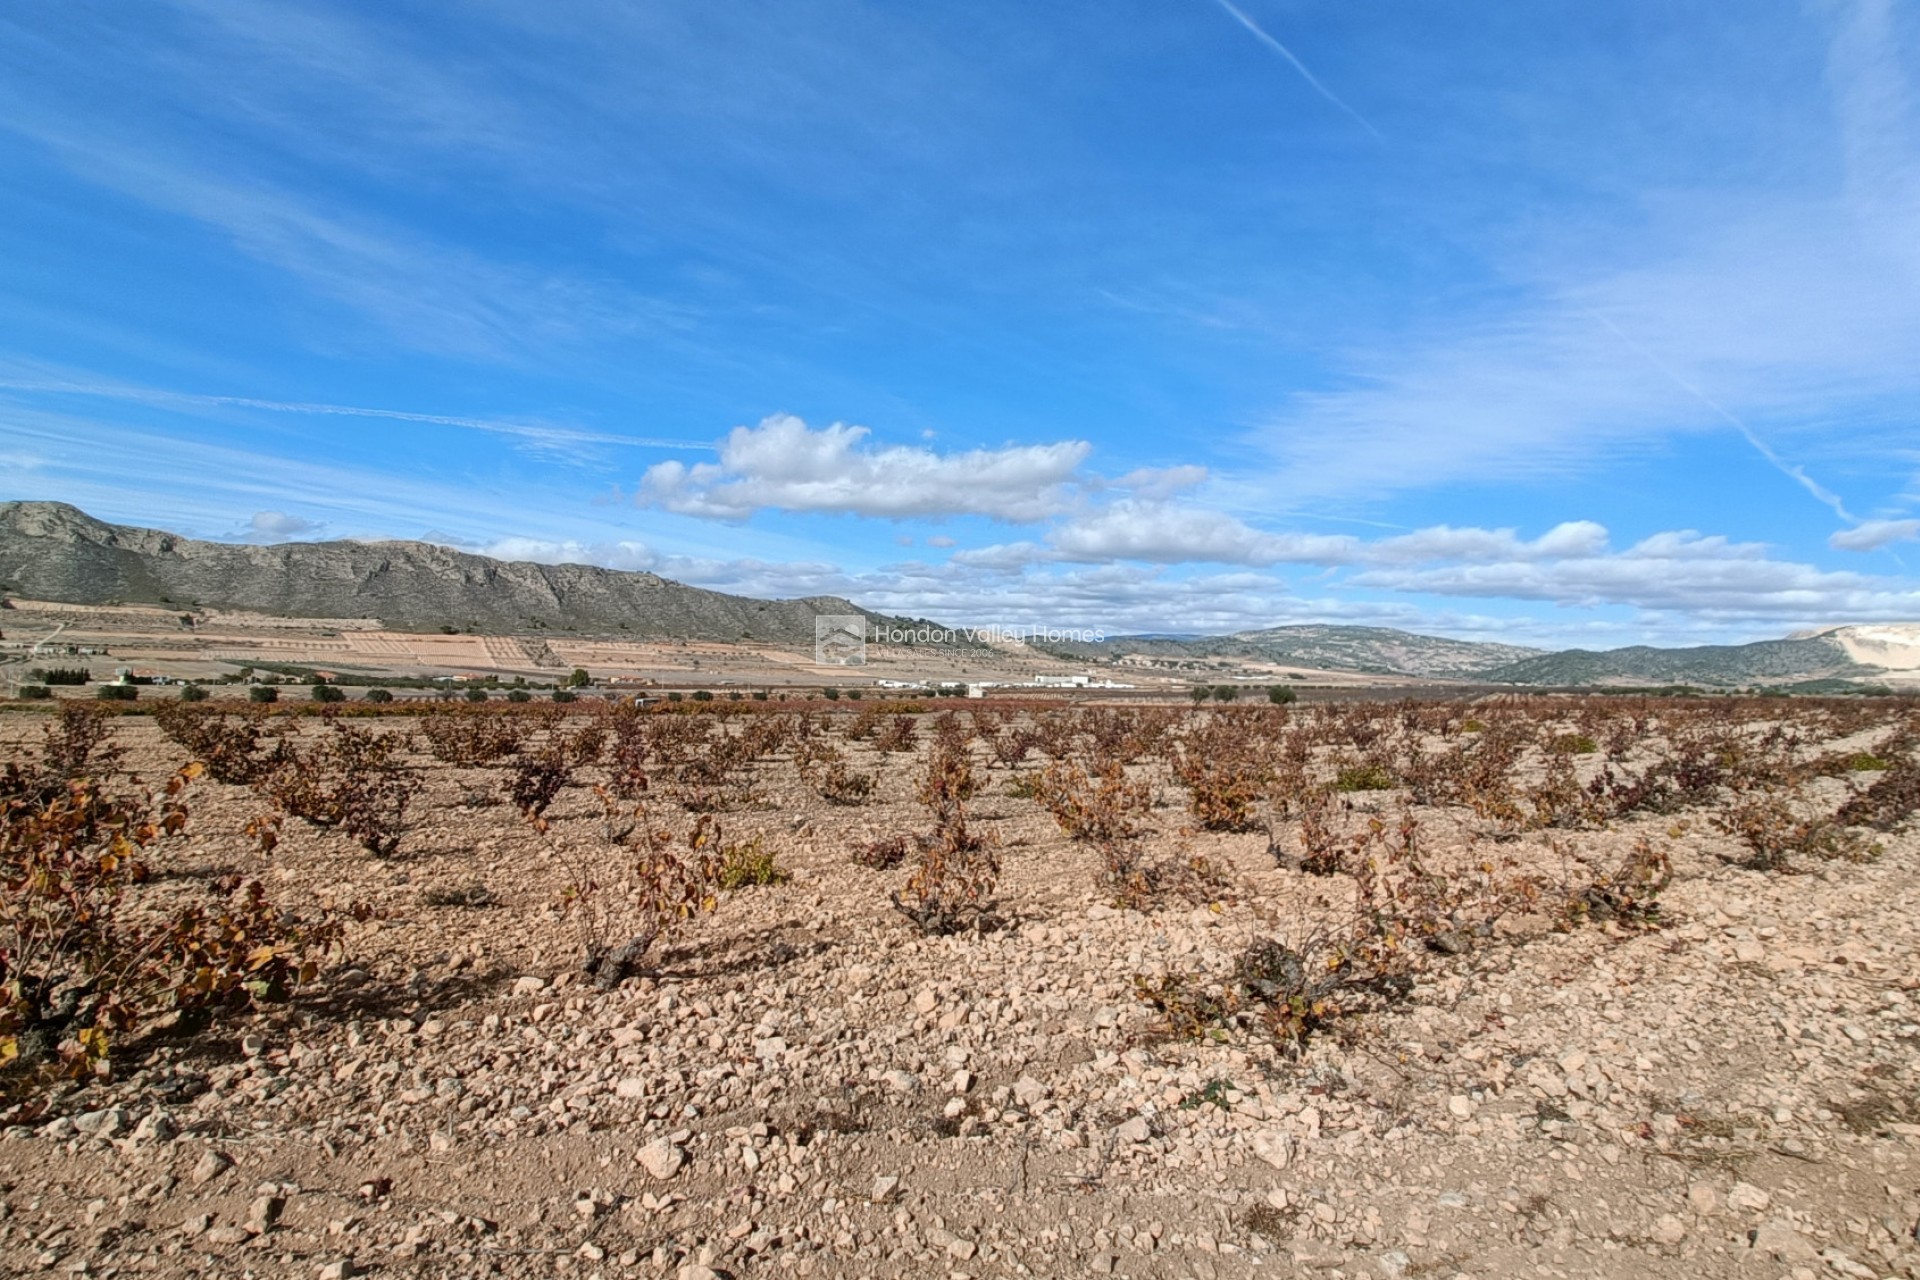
814 614 867 666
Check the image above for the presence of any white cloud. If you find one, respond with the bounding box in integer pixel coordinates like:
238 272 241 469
1356 544 1920 623
1831 518 1920 551
635 414 1091 521
1367 521 1610 564
1110 464 1210 501
1622 530 1769 560
248 511 323 538
1047 501 1356 566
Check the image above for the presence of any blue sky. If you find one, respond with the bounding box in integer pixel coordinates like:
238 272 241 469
2 0 1917 647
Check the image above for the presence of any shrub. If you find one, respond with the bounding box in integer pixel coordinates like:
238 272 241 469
1212 685 1239 702
846 690 863 700
987 725 1038 769
875 714 918 753
823 687 840 701
691 690 714 702
249 685 279 704
1267 685 1297 705
1332 762 1397 792
1135 841 1441 1051
39 703 122 780
363 687 393 704
179 684 208 703
507 688 532 703
311 683 346 704
752 690 769 701
552 689 576 703
797 740 875 805
465 687 488 703
18 686 50 701
96 684 137 702
1550 733 1599 755
716 836 790 889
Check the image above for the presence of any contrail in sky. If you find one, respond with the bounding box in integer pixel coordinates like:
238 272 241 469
1583 309 1856 524
1209 0 1382 139
0 378 713 452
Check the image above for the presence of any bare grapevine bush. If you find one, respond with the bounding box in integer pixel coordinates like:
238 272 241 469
151 701 284 784
259 721 421 856
796 739 875 805
0 751 336 1083
561 793 725 990
1562 837 1671 929
1172 714 1271 831
504 722 604 821
1835 756 1920 831
1032 757 1151 844
600 702 652 800
421 708 527 765
38 703 123 780
874 714 918 753
854 834 911 869
1712 790 1877 871
987 723 1038 769
891 740 999 934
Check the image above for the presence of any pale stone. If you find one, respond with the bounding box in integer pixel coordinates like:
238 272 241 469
637 1138 686 1181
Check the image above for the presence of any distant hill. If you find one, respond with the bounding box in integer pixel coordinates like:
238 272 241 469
1484 632 1885 687
0 501 956 645
1046 624 1543 679
1052 622 1913 688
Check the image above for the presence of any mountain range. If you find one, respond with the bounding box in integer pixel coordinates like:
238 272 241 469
0 501 947 645
1 502 1912 688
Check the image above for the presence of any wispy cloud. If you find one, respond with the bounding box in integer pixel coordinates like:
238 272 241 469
1832 518 1920 552
1241 2 1920 511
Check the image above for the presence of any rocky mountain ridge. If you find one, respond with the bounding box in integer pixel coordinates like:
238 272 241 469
0 502 930 644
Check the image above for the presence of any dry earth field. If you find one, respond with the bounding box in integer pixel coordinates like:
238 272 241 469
2 696 1919 1280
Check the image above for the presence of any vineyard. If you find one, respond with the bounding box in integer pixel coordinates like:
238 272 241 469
2 693 1918 1278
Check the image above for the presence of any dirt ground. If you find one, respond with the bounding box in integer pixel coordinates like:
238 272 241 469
2 700 1917 1280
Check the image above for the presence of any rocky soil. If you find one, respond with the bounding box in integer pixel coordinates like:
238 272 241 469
2 709 1917 1280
